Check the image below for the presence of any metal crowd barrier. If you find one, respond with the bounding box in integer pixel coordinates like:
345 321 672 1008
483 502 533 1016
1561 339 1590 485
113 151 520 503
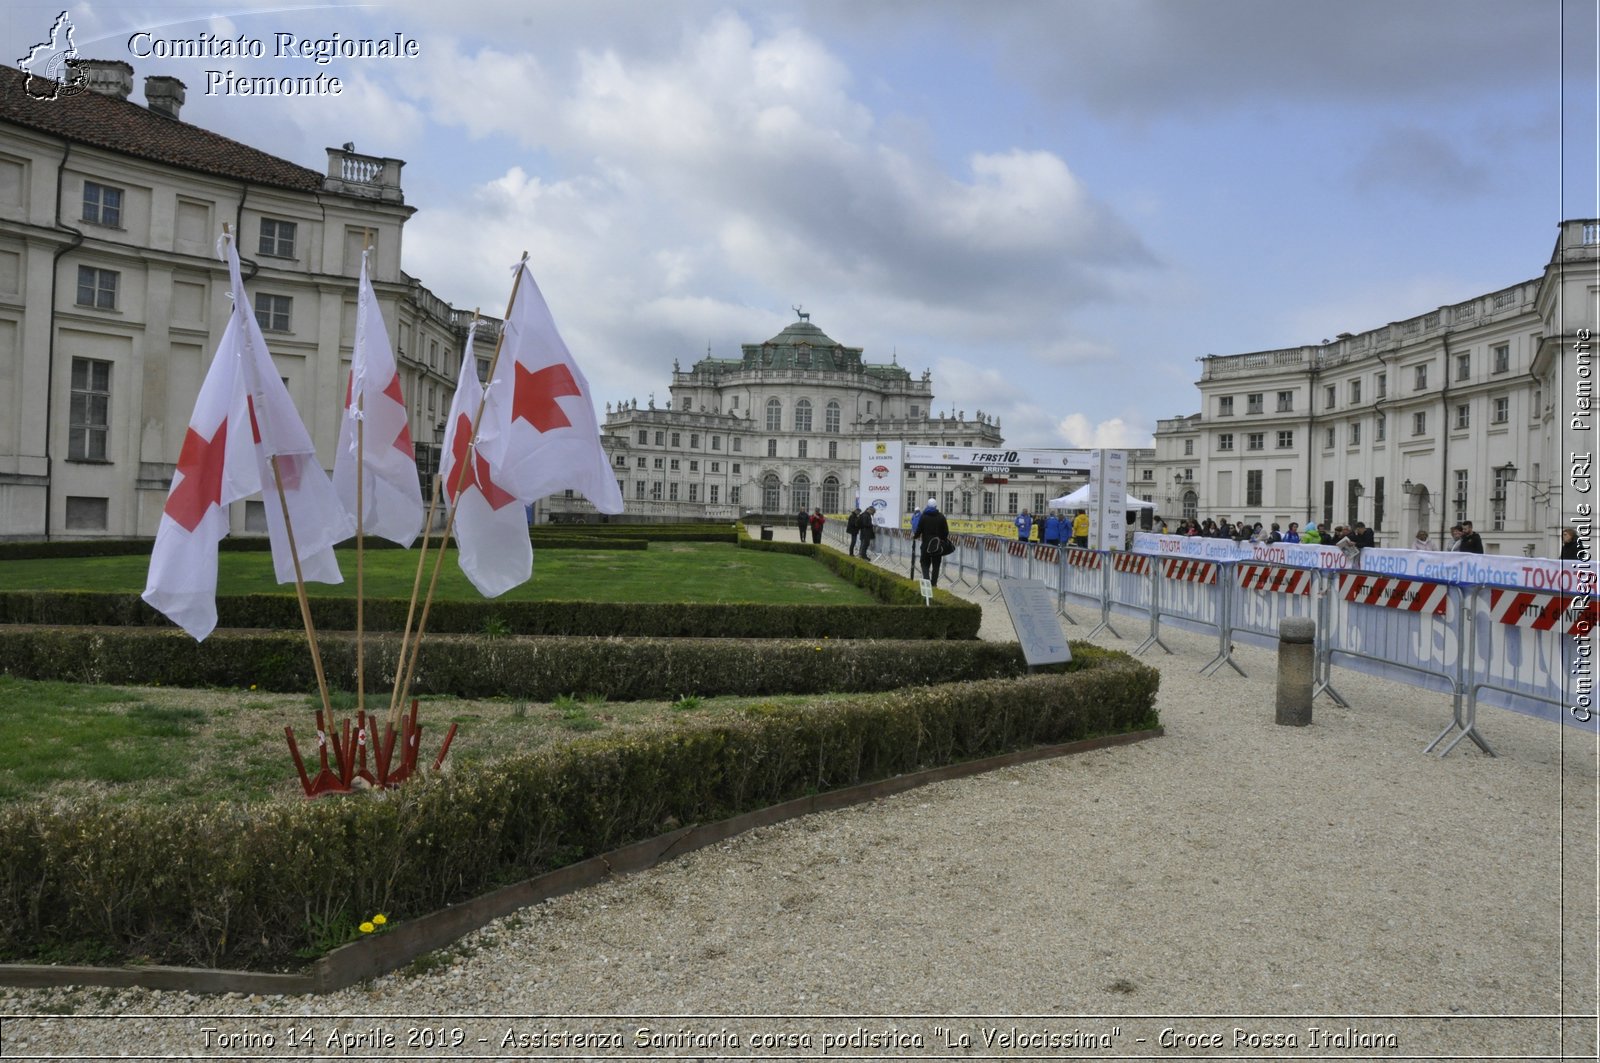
806 525 1589 756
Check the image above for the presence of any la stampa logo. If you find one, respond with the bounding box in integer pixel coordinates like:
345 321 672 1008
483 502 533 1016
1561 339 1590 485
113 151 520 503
19 11 88 101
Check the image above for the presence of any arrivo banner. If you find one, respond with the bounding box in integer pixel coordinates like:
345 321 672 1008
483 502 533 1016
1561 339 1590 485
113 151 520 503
1132 533 1594 592
902 445 1093 475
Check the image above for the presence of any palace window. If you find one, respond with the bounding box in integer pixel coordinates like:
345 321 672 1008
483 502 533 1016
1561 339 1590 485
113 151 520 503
76 266 118 310
826 401 841 432
766 398 782 431
795 399 813 432
254 293 291 331
82 181 123 227
69 358 111 461
259 218 297 258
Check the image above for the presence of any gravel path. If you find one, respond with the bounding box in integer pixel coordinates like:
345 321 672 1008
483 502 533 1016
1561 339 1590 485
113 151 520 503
3 561 1596 1060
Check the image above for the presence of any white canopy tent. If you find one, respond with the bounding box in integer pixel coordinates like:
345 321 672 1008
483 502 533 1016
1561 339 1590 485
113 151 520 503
1048 484 1156 510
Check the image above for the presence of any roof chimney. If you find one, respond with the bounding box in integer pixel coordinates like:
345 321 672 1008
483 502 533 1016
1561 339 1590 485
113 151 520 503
144 75 186 119
71 59 133 100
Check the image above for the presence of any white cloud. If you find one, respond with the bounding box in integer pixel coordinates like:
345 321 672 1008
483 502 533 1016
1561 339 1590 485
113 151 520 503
1054 414 1152 450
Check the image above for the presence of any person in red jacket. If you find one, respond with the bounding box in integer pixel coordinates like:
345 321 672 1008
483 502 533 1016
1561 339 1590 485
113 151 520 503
809 507 825 544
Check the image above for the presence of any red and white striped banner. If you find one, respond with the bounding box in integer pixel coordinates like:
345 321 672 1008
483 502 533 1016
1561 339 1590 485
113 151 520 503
1486 589 1598 636
983 537 1003 553
1112 553 1150 575
1238 564 1312 595
1035 544 1062 564
1007 541 1028 558
1063 548 1099 569
1339 573 1449 616
1162 559 1217 584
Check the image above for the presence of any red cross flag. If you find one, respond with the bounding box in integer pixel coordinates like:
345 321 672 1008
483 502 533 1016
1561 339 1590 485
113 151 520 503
477 259 623 514
333 249 423 546
441 329 532 597
142 233 351 640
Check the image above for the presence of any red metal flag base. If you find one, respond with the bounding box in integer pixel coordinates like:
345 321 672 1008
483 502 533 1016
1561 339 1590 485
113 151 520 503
284 700 458 798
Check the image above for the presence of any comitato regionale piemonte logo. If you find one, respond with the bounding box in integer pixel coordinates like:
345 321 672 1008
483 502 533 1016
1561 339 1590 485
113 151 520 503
19 11 88 101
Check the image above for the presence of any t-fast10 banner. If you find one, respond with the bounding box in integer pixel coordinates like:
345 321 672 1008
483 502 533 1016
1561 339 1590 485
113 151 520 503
858 441 903 530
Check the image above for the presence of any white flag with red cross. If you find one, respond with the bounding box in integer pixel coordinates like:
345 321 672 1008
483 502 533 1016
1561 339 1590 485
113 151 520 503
142 233 351 640
441 333 532 597
333 248 423 546
477 258 623 514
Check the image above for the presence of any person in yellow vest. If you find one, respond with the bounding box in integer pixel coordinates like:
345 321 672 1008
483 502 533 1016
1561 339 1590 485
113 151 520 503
1071 509 1089 547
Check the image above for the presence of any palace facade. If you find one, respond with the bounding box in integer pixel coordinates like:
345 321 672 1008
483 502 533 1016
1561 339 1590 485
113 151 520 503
541 312 1112 526
1146 220 1597 556
0 59 482 539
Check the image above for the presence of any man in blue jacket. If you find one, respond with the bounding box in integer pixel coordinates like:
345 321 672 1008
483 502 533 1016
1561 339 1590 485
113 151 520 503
1014 510 1032 541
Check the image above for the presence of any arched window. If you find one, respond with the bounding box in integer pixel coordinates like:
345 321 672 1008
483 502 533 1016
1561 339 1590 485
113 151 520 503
821 476 840 513
763 473 781 513
792 473 811 512
794 399 813 432
1182 490 1198 521
766 398 782 432
825 400 840 433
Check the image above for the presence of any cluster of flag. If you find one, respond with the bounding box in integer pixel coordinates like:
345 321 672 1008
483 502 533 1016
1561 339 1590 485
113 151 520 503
142 237 621 640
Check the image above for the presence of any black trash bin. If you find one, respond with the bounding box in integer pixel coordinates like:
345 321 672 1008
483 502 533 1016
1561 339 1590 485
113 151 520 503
760 525 773 541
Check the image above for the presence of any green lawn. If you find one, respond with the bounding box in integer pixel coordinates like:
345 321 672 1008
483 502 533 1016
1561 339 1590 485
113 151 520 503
0 675 850 804
0 542 876 605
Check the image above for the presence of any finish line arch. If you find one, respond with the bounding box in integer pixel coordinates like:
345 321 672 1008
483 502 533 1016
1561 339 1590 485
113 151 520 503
858 442 1130 551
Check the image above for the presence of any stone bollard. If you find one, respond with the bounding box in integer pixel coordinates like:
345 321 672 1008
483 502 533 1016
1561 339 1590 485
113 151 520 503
1275 617 1316 726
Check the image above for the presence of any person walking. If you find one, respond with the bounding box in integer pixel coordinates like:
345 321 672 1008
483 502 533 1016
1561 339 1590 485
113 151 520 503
1411 528 1432 549
846 506 862 556
796 508 809 542
858 510 877 559
809 507 825 544
1458 520 1484 553
1014 510 1033 541
1560 527 1584 560
918 497 951 589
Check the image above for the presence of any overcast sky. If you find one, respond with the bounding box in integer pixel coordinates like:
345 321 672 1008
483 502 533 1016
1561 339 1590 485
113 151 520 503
17 0 1600 448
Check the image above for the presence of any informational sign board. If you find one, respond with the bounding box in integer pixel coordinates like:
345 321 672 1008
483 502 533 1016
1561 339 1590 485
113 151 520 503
858 440 904 530
1088 449 1128 551
998 578 1073 666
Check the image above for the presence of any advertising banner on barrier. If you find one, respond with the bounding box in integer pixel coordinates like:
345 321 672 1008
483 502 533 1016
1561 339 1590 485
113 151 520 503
1132 533 1596 590
1155 557 1220 635
1468 588 1598 730
1323 582 1462 697
1229 564 1319 651
1106 552 1151 618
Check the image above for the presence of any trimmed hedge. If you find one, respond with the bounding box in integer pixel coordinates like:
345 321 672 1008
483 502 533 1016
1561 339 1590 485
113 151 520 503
0 627 1032 698
0 534 652 561
0 590 980 640
0 648 1157 970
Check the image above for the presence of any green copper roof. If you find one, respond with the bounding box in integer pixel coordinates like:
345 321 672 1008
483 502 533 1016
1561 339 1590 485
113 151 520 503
689 315 911 382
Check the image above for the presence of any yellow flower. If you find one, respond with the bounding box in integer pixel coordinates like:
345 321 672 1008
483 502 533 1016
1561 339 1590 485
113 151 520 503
359 921 375 934
372 914 387 927
249 684 256 690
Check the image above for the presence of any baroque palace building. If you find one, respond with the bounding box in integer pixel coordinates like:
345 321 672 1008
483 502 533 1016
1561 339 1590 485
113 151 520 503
1146 219 1597 557
0 58 488 539
540 311 1115 526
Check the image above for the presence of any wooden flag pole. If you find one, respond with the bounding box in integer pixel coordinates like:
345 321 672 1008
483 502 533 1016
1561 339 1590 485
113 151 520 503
271 451 334 717
388 306 479 723
355 231 372 716
391 262 526 721
388 472 442 721
222 223 332 718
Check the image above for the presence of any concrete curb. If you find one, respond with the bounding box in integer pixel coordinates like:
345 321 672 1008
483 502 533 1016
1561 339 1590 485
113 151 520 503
0 727 1161 996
